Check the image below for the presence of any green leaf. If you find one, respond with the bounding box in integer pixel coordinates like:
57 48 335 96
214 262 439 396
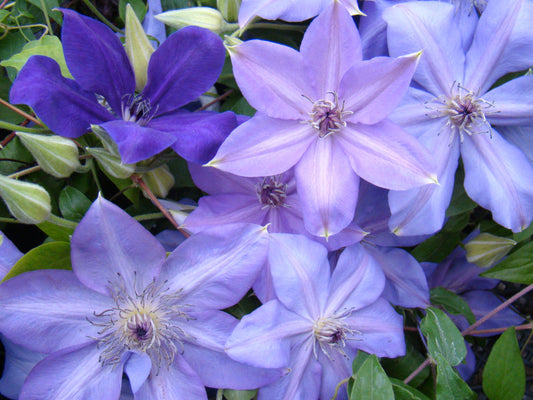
445 166 477 217
435 354 475 400
481 241 533 284
482 327 525 400
390 378 431 400
58 186 92 222
222 389 257 400
420 307 466 366
350 354 394 400
37 220 74 242
0 76 25 124
352 350 371 374
1 241 71 282
119 0 147 23
25 0 62 24
411 230 460 263
430 287 476 325
381 340 430 388
1 36 71 78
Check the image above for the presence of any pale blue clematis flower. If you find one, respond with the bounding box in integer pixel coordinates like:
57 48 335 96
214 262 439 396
226 234 405 400
0 198 280 399
384 0 533 235
209 2 436 238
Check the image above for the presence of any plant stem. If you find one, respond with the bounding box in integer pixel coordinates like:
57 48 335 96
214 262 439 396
0 217 20 223
330 377 350 400
0 98 44 126
404 358 431 384
195 89 235 111
468 322 533 336
80 0 123 33
133 212 164 222
7 165 41 179
0 120 47 134
38 0 53 34
46 213 78 229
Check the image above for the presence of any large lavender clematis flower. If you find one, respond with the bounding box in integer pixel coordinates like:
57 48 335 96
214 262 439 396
238 0 361 28
384 0 533 235
226 234 405 400
210 2 436 237
10 10 236 164
0 198 280 399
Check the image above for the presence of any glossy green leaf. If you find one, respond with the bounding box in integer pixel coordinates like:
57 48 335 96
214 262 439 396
1 241 71 282
430 287 476 325
59 186 92 222
411 231 460 263
1 36 71 78
482 327 525 400
37 220 74 242
435 355 475 400
390 378 431 400
420 308 466 366
350 354 394 400
119 0 147 23
481 241 533 284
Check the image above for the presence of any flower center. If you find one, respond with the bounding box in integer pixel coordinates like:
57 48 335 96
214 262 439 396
89 275 191 370
426 83 494 143
256 176 288 208
121 94 156 126
312 313 360 360
307 92 352 138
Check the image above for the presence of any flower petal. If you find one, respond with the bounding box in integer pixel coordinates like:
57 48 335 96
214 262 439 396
209 115 314 177
269 233 330 318
365 245 430 309
143 26 225 114
226 300 310 369
485 75 533 126
340 54 419 125
238 0 325 27
498 125 533 165
188 162 257 194
465 0 533 92
300 1 361 95
10 56 112 138
160 223 268 310
462 128 533 232
19 342 123 400
72 196 166 297
61 9 135 113
383 2 463 96
345 298 405 358
99 120 177 164
135 355 207 400
325 243 385 315
295 136 359 237
229 40 311 119
0 232 22 278
337 120 437 190
0 269 113 353
124 352 151 394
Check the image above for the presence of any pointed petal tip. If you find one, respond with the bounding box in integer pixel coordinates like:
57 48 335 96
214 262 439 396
429 173 440 185
203 158 220 168
261 223 271 234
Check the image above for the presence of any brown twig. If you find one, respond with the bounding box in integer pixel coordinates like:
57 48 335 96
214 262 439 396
195 89 235 112
0 132 16 148
404 358 431 384
467 322 533 336
0 98 43 127
131 174 190 238
0 0 10 9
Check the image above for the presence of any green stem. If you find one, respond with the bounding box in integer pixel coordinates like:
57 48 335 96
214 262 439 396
247 22 307 32
0 120 48 134
46 213 78 229
38 0 53 35
0 217 20 224
7 165 41 179
81 0 123 33
133 212 164 222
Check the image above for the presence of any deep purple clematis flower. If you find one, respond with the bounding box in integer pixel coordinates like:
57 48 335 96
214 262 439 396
238 0 361 28
226 234 405 400
384 0 533 235
10 10 236 164
0 198 280 399
209 2 436 238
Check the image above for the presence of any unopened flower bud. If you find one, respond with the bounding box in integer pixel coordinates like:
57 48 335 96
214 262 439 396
0 175 51 223
16 132 81 178
91 124 119 155
156 7 238 35
125 4 154 91
465 232 516 268
142 165 174 198
86 147 135 179
217 0 241 22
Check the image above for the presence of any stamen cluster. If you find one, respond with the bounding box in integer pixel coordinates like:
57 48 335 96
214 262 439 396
312 311 360 360
308 92 352 138
256 176 288 208
121 94 157 126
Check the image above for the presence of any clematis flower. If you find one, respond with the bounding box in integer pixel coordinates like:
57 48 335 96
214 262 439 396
238 0 362 28
10 10 236 164
226 234 405 400
209 2 437 237
0 198 280 399
384 0 533 235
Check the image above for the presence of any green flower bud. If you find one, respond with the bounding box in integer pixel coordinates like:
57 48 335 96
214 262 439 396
91 124 120 155
0 175 51 224
16 132 81 178
156 7 238 35
166 201 196 227
86 147 135 179
142 165 174 198
217 0 241 22
125 4 154 91
465 232 517 268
